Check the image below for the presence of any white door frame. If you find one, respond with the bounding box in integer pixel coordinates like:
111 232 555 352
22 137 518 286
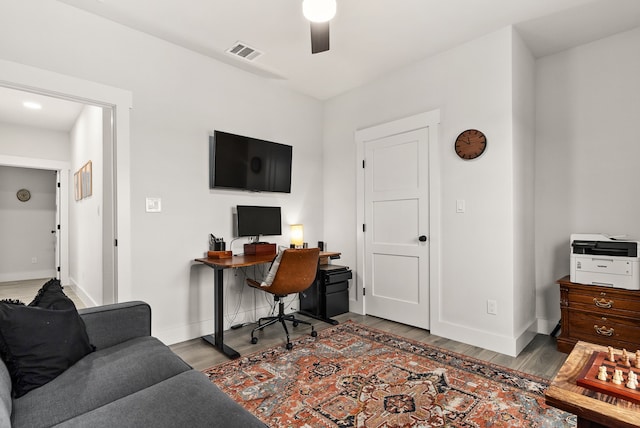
0 59 133 302
354 110 441 318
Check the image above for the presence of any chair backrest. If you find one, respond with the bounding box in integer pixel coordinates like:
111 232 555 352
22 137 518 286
267 248 320 296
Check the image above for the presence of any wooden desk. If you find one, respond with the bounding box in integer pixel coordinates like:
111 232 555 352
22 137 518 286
319 251 341 265
545 341 640 427
194 251 340 359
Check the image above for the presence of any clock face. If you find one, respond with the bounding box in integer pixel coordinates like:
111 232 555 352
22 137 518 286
455 129 487 160
16 188 31 202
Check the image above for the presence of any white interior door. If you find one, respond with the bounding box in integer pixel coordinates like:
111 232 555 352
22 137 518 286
364 128 430 329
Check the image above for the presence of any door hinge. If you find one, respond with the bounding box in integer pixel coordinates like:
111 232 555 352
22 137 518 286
57 182 60 188
57 224 60 230
362 160 365 168
363 287 366 296
363 224 366 232
114 239 118 247
57 266 60 272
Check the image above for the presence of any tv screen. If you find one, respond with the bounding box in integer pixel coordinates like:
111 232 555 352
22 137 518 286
236 205 282 238
209 131 292 193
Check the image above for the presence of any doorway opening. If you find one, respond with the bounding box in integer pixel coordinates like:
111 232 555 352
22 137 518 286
354 110 441 330
0 59 133 306
0 93 114 307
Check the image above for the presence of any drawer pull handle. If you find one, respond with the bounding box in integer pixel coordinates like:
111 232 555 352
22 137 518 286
594 325 615 336
593 298 613 309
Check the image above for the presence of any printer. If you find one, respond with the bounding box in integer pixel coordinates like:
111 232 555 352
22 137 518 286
570 233 640 290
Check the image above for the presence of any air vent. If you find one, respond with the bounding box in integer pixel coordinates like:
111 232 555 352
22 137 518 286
226 42 262 62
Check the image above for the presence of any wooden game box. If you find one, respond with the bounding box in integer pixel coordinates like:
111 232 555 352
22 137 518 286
576 350 640 404
206 250 233 259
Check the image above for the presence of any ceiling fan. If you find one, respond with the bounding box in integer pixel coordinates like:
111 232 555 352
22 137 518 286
302 0 336 54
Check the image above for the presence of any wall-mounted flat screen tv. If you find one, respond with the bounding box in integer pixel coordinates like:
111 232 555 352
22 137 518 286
209 131 292 193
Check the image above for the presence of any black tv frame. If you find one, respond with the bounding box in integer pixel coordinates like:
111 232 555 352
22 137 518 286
209 131 292 193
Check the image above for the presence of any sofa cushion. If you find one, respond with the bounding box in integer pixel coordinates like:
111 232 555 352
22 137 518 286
0 300 94 398
0 360 12 428
53 370 266 427
11 336 191 428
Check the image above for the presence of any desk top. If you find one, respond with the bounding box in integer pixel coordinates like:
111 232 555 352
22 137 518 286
545 341 640 428
195 253 275 268
195 251 341 269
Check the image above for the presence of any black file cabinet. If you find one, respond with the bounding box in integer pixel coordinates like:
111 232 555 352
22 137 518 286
300 264 351 321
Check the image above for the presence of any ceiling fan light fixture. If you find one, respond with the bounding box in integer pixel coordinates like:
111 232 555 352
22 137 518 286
302 0 336 23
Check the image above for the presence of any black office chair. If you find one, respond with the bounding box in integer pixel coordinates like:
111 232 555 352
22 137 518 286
246 248 320 350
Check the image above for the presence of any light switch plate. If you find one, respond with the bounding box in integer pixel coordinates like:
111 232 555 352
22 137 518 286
456 199 465 213
146 197 162 213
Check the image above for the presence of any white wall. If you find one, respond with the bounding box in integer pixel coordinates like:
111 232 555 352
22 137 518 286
69 105 103 306
535 27 640 331
0 1 323 344
511 30 537 349
324 27 535 355
0 122 70 162
0 165 57 281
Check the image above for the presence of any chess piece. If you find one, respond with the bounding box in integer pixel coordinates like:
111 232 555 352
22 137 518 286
622 349 631 367
627 371 638 390
608 346 616 362
635 350 640 369
597 366 608 381
612 369 623 385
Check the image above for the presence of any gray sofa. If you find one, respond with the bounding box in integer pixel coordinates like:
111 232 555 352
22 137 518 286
0 301 265 427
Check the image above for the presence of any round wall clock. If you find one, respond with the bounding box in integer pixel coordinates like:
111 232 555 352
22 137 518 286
455 129 487 160
16 188 31 202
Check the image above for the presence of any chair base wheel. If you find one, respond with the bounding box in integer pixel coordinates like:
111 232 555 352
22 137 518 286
251 337 258 344
311 330 318 337
286 342 293 350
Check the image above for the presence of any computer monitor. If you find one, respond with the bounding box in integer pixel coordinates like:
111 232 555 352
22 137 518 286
235 205 282 241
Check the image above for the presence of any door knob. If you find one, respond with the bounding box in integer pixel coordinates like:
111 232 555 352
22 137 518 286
418 235 428 242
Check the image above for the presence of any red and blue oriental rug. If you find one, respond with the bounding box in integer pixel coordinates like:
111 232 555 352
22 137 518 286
204 321 576 427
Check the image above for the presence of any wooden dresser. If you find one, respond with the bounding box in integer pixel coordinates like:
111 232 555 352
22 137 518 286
557 275 640 353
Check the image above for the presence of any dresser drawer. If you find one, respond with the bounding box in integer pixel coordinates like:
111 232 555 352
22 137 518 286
568 290 640 314
567 310 640 349
558 276 640 353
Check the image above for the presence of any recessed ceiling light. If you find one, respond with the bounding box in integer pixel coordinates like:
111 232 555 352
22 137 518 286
23 101 42 110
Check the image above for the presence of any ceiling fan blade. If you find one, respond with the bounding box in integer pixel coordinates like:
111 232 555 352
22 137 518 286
310 21 330 54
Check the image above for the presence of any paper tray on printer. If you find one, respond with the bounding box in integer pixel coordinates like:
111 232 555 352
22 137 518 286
572 240 637 257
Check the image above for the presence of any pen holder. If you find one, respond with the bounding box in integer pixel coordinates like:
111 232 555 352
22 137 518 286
210 241 225 251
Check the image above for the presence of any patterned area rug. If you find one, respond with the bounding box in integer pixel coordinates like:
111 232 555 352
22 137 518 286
203 321 576 427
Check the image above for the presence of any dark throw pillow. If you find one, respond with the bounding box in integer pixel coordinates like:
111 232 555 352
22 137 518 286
28 278 76 310
0 280 94 398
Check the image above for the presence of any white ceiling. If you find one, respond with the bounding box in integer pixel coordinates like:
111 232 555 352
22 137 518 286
0 87 84 132
2 0 640 131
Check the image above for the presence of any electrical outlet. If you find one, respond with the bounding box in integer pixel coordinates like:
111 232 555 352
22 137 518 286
487 299 497 315
31 257 37 264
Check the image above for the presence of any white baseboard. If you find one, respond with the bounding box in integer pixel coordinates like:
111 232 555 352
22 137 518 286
158 296 300 346
0 270 56 283
536 317 560 335
68 277 98 308
430 318 538 357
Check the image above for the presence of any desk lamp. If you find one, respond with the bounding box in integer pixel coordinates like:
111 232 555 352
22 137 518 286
290 224 304 248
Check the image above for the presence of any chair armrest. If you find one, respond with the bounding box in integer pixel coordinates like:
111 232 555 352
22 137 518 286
79 301 152 350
